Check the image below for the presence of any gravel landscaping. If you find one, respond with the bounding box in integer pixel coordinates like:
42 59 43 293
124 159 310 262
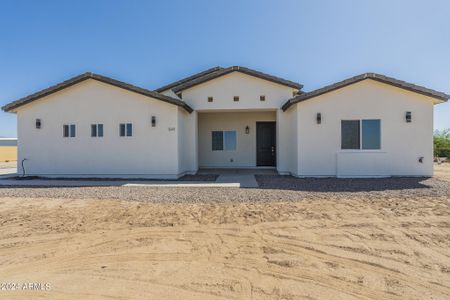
0 176 449 203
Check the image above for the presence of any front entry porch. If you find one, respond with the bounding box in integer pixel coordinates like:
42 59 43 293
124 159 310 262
197 168 277 175
197 110 277 169
197 168 278 188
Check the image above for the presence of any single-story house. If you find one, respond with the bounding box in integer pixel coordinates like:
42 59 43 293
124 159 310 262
2 66 448 178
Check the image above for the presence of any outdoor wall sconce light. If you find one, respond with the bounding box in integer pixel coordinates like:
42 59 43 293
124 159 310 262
316 113 321 124
419 157 424 163
151 116 156 127
245 126 250 134
406 111 412 123
35 118 41 129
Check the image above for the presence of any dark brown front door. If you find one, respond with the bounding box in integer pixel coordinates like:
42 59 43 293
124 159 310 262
256 122 276 166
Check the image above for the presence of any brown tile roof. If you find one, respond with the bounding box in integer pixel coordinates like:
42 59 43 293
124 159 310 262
155 67 223 93
282 72 449 111
2 72 193 113
157 66 302 93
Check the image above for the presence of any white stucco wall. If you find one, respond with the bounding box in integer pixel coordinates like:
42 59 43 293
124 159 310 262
180 71 296 111
16 79 184 178
180 71 295 170
12 72 438 179
177 109 198 174
292 79 435 177
277 106 298 175
198 111 276 168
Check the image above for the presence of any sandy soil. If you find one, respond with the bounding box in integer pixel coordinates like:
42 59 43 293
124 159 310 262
435 163 450 181
0 194 449 299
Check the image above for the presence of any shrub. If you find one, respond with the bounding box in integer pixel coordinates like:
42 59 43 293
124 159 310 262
434 129 450 158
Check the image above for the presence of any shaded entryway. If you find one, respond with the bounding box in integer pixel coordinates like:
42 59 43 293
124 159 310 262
256 121 276 166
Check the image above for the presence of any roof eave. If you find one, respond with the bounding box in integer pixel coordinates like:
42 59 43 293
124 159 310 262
155 66 223 93
282 73 449 111
2 73 194 113
171 66 303 93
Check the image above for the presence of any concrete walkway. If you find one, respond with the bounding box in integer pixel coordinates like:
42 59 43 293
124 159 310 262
216 174 258 188
0 168 17 178
0 176 258 188
0 179 241 188
0 167 266 188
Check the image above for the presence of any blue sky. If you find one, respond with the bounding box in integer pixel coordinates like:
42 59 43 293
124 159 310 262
1 0 449 137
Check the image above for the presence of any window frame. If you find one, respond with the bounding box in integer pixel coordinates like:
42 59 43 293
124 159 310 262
361 119 381 150
211 130 237 152
340 119 382 151
91 124 104 137
63 124 76 138
120 123 133 137
341 120 360 150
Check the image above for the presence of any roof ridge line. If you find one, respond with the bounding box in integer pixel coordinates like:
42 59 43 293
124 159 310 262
282 72 449 111
2 73 193 113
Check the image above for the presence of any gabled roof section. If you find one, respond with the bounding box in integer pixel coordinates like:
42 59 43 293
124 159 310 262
155 67 223 93
282 72 449 111
2 72 193 113
158 66 302 93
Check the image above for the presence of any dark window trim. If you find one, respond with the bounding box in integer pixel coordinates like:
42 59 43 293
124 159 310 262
341 120 360 150
63 125 69 137
341 119 381 150
91 124 104 137
63 124 76 138
211 130 237 151
120 123 132 137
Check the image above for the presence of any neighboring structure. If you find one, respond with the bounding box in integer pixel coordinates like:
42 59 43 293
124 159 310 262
0 138 17 162
2 66 448 178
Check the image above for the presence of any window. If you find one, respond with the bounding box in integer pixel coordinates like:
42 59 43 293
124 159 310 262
341 119 381 150
91 124 104 137
212 130 236 151
260 95 266 101
233 96 239 102
224 131 237 150
341 120 360 149
362 120 381 149
63 124 76 138
212 131 223 151
120 123 132 137
208 96 213 102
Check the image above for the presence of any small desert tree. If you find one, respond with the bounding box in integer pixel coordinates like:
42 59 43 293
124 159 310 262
434 129 450 159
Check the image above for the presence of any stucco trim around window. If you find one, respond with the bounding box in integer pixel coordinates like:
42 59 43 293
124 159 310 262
1 73 194 113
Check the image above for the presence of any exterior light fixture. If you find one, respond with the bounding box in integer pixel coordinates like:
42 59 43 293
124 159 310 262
245 126 250 134
406 111 412 123
36 119 41 129
316 113 321 124
151 116 156 127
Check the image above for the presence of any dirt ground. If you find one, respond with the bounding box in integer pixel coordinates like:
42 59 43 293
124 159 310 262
0 165 449 299
435 162 450 181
